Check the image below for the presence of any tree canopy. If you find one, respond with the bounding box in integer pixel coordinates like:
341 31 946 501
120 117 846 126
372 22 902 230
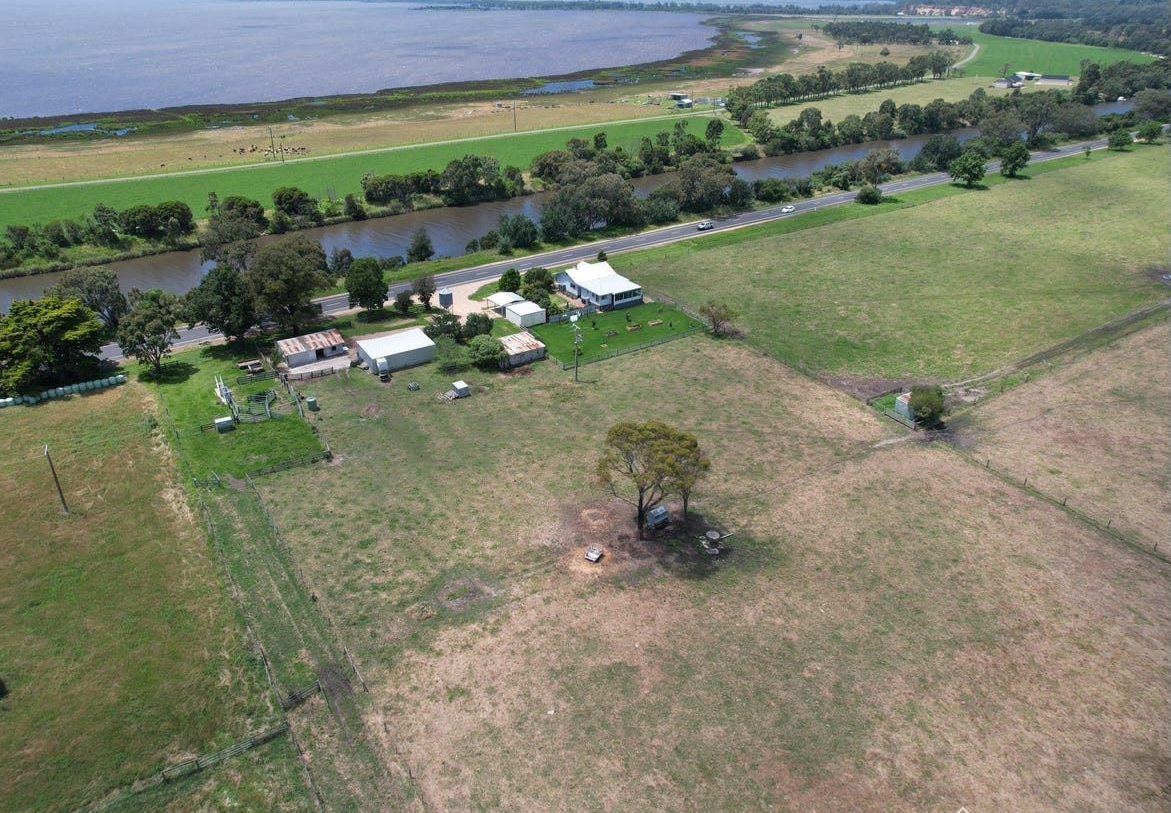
346 257 387 311
245 235 328 334
0 296 103 394
596 420 710 537
185 264 256 342
45 266 128 331
118 289 182 374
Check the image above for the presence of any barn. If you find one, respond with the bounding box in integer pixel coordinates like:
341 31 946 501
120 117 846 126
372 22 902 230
355 328 436 373
275 329 347 369
498 331 546 368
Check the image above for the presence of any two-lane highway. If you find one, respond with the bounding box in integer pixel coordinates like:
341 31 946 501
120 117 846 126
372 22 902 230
98 133 1117 360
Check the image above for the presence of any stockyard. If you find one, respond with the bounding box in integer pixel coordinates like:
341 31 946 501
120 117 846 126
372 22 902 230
2 142 1168 813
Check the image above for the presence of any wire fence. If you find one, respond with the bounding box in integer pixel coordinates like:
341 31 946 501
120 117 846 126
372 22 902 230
160 723 290 783
943 446 1168 562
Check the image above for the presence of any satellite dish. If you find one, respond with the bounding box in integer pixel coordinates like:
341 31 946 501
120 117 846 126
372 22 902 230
570 314 579 323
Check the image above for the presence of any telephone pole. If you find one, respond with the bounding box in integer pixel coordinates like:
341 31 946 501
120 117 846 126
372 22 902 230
44 444 68 513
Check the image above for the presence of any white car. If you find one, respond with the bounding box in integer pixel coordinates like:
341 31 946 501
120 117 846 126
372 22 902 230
781 205 796 214
696 220 714 231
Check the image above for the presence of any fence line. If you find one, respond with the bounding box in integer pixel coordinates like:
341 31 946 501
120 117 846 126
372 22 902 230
246 452 331 479
943 446 1168 562
197 494 328 812
160 723 289 782
282 365 345 382
237 369 278 385
547 303 598 323
641 288 708 325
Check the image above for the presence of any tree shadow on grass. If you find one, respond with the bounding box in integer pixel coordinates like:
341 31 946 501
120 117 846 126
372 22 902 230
136 360 198 385
949 181 989 191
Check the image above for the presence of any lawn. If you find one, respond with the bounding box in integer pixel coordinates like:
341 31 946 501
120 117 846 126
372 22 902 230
609 145 1170 383
529 301 705 363
0 116 743 231
140 342 325 479
0 384 306 813
250 335 1168 812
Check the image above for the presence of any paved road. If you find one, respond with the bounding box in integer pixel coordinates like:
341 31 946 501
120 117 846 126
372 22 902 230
98 134 1114 361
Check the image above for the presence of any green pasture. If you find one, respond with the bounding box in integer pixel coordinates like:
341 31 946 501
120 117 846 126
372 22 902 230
611 145 1170 381
957 29 1155 77
0 116 743 232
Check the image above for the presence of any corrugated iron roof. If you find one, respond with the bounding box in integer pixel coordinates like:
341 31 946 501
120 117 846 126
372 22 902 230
276 329 345 356
499 331 545 355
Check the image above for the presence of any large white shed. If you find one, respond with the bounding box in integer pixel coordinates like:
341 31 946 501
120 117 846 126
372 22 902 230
504 300 546 328
355 328 436 373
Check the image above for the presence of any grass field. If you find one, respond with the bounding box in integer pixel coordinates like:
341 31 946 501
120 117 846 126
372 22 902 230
953 317 1171 551
529 301 705 362
249 334 1168 812
765 74 1016 126
0 384 307 813
960 29 1156 77
0 116 743 231
608 145 1170 384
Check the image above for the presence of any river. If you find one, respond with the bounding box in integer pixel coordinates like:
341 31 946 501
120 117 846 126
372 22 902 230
0 102 1132 311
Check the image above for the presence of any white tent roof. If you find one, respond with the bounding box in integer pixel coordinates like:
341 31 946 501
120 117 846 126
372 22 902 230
559 260 640 297
505 300 544 316
355 327 435 359
486 291 525 308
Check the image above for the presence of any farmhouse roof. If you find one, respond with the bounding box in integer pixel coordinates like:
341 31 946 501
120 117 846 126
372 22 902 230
498 331 545 355
560 260 641 297
355 327 435 358
276 328 344 357
486 291 525 308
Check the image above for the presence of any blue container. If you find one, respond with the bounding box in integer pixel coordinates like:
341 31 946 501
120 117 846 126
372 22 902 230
115 374 126 384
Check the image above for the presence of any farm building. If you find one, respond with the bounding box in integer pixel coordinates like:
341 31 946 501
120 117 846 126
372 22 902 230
1038 74 1072 85
498 331 546 367
894 392 913 421
555 260 643 310
276 329 347 368
504 300 546 328
483 290 525 314
355 328 436 373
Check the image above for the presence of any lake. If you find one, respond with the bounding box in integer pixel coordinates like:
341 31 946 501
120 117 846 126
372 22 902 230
0 0 714 118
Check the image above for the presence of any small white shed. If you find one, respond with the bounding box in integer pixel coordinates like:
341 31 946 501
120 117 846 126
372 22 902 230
504 300 546 328
498 331 546 368
276 329 347 368
452 380 470 398
484 290 525 315
355 328 436 373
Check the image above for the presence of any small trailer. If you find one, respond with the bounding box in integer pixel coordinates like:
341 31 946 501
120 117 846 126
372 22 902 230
645 505 669 530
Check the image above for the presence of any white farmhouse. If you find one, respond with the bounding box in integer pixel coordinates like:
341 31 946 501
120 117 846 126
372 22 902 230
555 260 643 310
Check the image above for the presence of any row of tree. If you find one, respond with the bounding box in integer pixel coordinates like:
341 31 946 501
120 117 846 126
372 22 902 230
1 200 196 271
725 53 958 125
822 21 972 46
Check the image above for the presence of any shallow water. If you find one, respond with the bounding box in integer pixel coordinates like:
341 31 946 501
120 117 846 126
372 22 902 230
0 0 714 118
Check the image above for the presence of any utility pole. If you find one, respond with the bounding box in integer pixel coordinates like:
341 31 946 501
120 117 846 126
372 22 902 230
573 325 583 382
513 101 517 132
269 127 283 164
44 444 68 514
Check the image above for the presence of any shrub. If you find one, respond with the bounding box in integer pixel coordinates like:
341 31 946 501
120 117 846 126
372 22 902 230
467 334 506 368
855 184 884 205
909 384 945 426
